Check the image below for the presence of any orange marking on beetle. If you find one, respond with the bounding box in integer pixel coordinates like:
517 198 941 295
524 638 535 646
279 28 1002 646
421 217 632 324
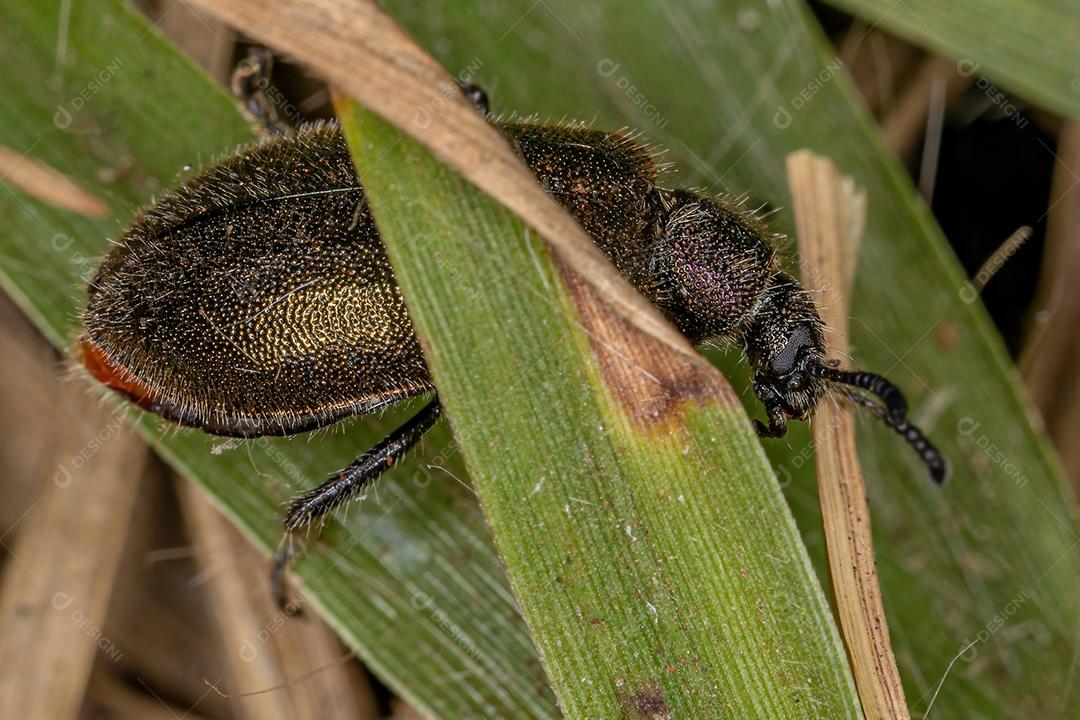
78 337 160 410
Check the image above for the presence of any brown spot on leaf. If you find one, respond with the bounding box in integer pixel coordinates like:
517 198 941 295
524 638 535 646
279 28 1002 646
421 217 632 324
555 258 738 431
618 681 673 720
936 321 959 350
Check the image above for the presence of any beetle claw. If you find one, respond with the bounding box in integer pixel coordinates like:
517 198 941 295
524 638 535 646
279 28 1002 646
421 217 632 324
271 534 305 617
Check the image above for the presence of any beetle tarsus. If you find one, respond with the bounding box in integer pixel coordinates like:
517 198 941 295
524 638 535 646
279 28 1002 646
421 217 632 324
271 536 305 616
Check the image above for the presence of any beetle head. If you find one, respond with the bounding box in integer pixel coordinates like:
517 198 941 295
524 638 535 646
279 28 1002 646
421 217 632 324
742 274 828 419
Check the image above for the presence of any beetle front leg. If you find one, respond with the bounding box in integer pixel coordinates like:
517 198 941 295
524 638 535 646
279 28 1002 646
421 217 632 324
752 380 788 438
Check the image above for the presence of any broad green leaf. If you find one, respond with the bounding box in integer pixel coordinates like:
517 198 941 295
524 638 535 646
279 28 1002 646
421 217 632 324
823 0 1080 119
377 1 1080 717
0 2 554 716
342 100 860 719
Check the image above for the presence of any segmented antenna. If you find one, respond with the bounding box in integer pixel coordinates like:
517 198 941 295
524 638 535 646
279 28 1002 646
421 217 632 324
839 387 949 484
816 366 908 422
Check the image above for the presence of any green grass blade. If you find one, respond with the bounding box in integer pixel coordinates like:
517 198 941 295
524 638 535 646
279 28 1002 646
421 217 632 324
377 1 1080 717
0 3 554 716
342 100 861 719
823 0 1080 119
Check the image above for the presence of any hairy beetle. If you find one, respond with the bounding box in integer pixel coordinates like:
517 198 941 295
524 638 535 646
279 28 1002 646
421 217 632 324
80 53 946 604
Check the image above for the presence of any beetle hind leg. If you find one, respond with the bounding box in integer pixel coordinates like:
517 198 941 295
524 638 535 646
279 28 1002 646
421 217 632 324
271 398 442 611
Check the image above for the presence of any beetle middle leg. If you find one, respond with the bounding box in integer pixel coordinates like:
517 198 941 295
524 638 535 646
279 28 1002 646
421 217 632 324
230 47 295 138
457 80 490 116
272 398 442 610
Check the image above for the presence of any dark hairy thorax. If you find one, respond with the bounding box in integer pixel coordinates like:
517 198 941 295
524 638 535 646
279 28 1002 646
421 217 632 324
497 120 782 346
498 121 660 276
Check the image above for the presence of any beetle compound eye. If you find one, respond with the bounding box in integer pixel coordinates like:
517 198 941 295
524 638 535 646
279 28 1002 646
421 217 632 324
771 325 813 376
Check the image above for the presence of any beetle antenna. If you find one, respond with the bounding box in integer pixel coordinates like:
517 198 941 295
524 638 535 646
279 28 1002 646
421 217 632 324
815 365 907 421
837 386 948 484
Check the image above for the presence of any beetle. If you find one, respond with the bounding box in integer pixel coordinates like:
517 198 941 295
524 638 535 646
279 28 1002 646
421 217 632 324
80 52 946 604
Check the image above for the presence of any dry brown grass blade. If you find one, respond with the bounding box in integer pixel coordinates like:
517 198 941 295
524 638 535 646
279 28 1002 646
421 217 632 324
183 0 692 359
786 150 909 720
104 468 235 716
83 668 213 720
136 0 237 81
1021 123 1080 487
881 55 972 161
389 699 435 720
0 145 109 218
0 384 148 720
0 293 59 535
178 482 379 720
839 26 921 120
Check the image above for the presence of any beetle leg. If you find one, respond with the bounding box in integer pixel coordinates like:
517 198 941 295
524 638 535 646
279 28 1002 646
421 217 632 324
271 398 442 610
230 47 295 138
457 80 490 116
752 380 788 438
